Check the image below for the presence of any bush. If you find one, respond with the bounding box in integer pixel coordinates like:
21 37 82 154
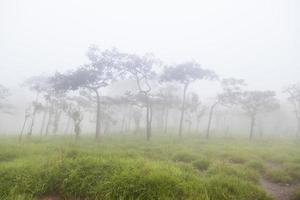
287 164 300 183
205 175 272 200
228 155 246 164
0 151 17 162
265 169 292 184
208 163 260 183
246 160 265 173
173 152 197 163
192 159 210 171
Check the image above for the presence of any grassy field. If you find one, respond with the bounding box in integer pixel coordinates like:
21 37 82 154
0 135 300 200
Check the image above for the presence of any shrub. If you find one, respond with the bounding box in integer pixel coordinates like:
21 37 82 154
287 164 300 183
228 155 246 164
192 159 210 171
246 160 265 173
173 152 197 163
107 161 208 200
0 151 17 162
265 169 292 184
208 163 260 183
205 175 272 200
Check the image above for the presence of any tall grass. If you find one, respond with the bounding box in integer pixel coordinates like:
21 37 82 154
0 134 299 199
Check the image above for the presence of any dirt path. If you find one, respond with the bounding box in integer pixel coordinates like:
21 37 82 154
260 177 298 200
260 161 299 200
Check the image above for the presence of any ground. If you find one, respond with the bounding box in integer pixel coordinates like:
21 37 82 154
0 134 299 200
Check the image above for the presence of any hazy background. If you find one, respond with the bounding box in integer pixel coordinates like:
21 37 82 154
0 0 299 133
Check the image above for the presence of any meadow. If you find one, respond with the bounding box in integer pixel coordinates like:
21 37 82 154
0 135 300 200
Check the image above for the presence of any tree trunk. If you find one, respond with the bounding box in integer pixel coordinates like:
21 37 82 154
19 118 28 142
196 118 201 134
134 120 140 135
52 111 61 135
206 102 217 139
164 107 169 134
249 115 256 140
64 116 71 135
179 84 188 137
27 111 36 137
121 112 126 134
28 93 39 137
188 122 191 134
39 109 47 136
95 89 101 141
296 118 300 138
74 121 81 141
45 104 53 136
145 94 152 141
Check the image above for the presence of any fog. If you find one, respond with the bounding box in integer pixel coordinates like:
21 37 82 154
0 0 300 136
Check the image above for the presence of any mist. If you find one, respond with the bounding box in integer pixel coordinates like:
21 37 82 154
0 1 300 200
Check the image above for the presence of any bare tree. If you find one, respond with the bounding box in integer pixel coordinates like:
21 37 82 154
61 95 89 139
237 90 280 140
156 85 179 134
206 78 245 138
185 93 207 134
24 76 49 136
52 46 124 141
161 62 217 137
123 54 158 140
284 83 300 138
27 102 44 137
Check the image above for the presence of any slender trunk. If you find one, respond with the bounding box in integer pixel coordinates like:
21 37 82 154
45 105 53 136
27 111 36 137
296 118 300 138
164 107 169 134
225 126 229 137
28 93 39 137
179 84 188 137
188 122 191 134
52 111 61 135
39 109 47 136
259 124 263 138
196 118 201 134
134 120 140 134
249 115 256 140
146 95 152 140
19 118 28 142
64 116 71 135
74 121 81 141
206 102 217 139
127 108 132 132
121 113 126 133
160 107 165 131
95 89 101 141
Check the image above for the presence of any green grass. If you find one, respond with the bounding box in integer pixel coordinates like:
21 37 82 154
0 135 299 199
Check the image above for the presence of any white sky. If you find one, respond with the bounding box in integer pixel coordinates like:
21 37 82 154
0 0 299 91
